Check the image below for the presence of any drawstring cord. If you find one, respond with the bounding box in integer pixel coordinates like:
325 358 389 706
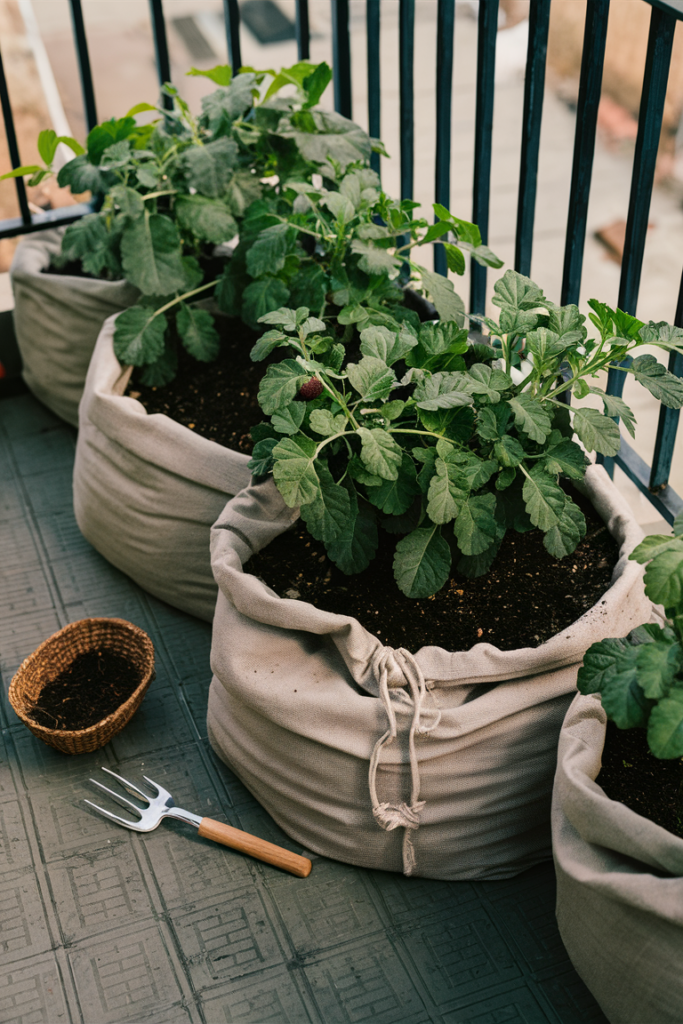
367 647 441 875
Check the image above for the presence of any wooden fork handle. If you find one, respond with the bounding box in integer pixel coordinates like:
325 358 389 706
198 818 312 877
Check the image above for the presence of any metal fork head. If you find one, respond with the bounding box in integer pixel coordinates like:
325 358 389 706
85 767 175 833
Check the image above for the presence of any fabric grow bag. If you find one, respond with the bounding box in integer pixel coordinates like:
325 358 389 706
10 228 139 426
73 313 252 621
553 692 683 1024
207 466 652 880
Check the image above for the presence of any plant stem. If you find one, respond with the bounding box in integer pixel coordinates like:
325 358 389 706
151 279 217 318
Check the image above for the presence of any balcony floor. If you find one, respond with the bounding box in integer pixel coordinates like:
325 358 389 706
0 393 607 1024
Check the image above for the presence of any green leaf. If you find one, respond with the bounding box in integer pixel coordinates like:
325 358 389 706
499 306 540 336
542 497 586 558
302 61 333 107
459 454 499 490
357 427 403 481
577 638 630 694
246 223 295 279
113 306 167 366
271 401 306 436
492 269 546 311
417 266 465 323
427 457 468 525
631 354 683 408
242 277 291 329
366 454 420 515
647 689 683 758
349 239 400 275
522 465 565 530
573 407 621 456
466 363 514 402
138 342 178 386
578 638 650 729
287 263 328 314
413 372 473 411
383 400 405 421
187 64 232 86
309 409 347 436
279 108 372 169
250 329 288 362
200 73 256 134
476 403 512 441
326 485 378 574
508 394 553 443
443 242 466 275
248 437 278 477
258 359 310 415
612 307 644 340
630 534 683 564
643 548 683 609
61 214 120 278
359 325 417 366
272 434 319 507
453 493 498 556
674 511 683 537
346 357 396 402
120 212 186 296
0 164 41 181
110 184 144 219
177 304 220 362
37 128 59 164
175 194 237 244
225 169 263 217
299 461 351 542
393 526 451 598
589 390 637 438
494 435 525 468
57 153 109 194
496 467 517 491
636 639 683 699
348 455 383 488
544 437 588 479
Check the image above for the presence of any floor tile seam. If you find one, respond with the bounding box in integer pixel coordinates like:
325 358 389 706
410 975 564 1021
1 425 70 627
195 963 325 1024
1 944 83 1024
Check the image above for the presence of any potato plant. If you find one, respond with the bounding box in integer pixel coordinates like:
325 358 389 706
249 269 683 597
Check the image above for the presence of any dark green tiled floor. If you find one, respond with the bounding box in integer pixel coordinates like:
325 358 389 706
0 393 607 1024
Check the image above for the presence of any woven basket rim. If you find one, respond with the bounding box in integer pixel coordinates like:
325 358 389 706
8 617 155 741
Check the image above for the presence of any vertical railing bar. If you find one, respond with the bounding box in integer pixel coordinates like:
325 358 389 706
223 0 242 73
0 45 32 228
650 266 683 490
514 0 551 278
148 0 173 109
295 0 310 61
69 0 98 131
470 0 499 315
399 0 415 202
331 0 352 118
617 6 675 319
434 0 455 276
560 0 610 307
367 0 381 176
600 6 676 476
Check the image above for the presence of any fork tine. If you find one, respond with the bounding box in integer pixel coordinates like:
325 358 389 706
89 779 144 816
84 799 146 831
100 767 152 801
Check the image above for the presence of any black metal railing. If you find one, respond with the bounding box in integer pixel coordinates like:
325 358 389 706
1 0 682 519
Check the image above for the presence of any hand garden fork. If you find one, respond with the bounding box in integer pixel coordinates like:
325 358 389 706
86 767 312 877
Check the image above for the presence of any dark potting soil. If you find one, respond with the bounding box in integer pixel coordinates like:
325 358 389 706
246 488 619 653
597 719 683 839
125 317 262 454
28 650 142 731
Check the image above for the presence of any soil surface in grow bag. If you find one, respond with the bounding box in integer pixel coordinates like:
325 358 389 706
28 650 142 731
247 488 619 652
126 317 262 453
597 720 683 839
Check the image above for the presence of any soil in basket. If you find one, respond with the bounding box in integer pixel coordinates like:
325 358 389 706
597 720 683 839
28 650 142 731
246 487 619 653
126 317 261 453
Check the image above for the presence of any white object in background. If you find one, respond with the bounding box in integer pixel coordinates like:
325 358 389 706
18 0 75 169
495 18 529 85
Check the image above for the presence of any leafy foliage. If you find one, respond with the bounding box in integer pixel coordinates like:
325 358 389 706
249 274 683 601
578 511 683 758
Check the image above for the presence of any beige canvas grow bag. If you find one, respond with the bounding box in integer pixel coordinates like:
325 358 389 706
10 228 139 426
73 313 252 621
207 465 652 880
553 692 683 1024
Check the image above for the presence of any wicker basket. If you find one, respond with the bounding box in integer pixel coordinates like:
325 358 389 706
8 618 155 754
